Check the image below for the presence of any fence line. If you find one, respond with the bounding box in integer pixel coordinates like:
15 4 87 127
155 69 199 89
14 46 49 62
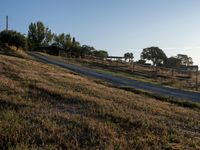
70 57 199 91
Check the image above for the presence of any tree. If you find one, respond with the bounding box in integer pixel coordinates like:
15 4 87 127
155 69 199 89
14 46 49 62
81 45 95 58
43 28 54 46
177 54 193 66
0 30 27 50
124 52 134 63
53 33 74 55
53 34 98 58
28 21 53 50
141 47 167 66
70 37 81 57
93 50 108 59
65 34 73 52
164 57 181 68
53 33 77 57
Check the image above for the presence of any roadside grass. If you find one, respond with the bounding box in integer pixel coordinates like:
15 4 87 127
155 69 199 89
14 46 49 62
116 86 200 110
92 79 200 110
0 49 200 149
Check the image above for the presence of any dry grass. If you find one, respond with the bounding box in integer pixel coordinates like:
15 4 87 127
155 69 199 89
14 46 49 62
0 48 200 149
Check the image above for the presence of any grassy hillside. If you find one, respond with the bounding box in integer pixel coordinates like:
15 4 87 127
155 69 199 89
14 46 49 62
0 47 200 149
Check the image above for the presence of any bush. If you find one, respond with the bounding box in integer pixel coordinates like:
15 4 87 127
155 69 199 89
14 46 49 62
0 30 27 50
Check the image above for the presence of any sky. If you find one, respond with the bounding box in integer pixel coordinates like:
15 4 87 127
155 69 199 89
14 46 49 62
0 0 200 66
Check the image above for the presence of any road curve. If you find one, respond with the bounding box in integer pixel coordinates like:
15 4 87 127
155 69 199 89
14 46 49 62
29 52 200 102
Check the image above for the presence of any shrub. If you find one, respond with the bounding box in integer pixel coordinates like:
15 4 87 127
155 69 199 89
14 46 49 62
0 30 27 50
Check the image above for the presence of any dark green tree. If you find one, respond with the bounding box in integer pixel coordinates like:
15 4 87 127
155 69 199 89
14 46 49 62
53 33 73 55
93 50 108 59
80 45 95 58
71 37 81 57
0 30 27 50
141 47 167 66
53 33 65 48
164 57 181 68
43 28 54 46
124 52 134 62
28 21 53 50
177 54 193 66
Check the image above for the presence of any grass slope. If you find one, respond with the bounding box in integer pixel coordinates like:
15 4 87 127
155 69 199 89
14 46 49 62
0 48 200 149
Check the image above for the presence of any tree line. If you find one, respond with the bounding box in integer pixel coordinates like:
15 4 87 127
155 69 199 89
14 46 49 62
0 21 108 58
0 21 194 68
124 47 194 68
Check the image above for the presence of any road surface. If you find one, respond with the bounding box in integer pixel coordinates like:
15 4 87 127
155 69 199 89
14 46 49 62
29 52 200 102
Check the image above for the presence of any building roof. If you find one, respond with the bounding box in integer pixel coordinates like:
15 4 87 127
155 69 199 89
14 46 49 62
107 56 125 59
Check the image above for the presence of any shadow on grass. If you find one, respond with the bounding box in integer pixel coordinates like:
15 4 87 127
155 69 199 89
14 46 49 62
28 84 94 116
0 99 28 112
0 44 25 59
3 71 23 82
28 83 149 133
50 115 106 149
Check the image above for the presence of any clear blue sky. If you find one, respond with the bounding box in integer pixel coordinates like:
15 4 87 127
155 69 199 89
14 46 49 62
0 0 200 65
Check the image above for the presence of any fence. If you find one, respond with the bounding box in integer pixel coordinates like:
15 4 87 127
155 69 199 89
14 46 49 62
67 57 199 91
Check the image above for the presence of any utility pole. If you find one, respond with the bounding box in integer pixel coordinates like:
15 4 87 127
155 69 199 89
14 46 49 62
6 16 8 31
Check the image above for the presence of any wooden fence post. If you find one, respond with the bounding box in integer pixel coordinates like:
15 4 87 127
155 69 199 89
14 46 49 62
131 60 134 72
154 66 157 78
171 69 174 82
189 70 192 78
196 67 199 91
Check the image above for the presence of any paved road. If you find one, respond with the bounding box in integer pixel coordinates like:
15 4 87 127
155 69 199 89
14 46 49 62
29 52 200 102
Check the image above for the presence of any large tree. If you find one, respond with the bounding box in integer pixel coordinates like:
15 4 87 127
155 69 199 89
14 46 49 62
28 21 53 50
141 47 167 66
177 54 193 66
